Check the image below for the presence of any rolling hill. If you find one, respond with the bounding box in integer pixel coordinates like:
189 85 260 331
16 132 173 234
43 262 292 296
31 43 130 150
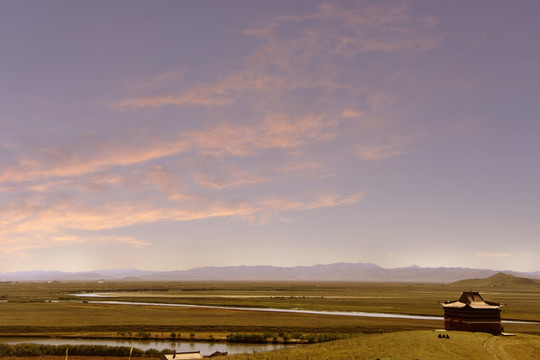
214 330 540 360
450 272 540 289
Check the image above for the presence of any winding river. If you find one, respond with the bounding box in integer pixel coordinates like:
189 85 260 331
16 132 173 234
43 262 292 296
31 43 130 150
72 296 538 325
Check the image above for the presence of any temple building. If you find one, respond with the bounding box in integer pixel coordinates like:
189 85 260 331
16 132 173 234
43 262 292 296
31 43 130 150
440 291 505 335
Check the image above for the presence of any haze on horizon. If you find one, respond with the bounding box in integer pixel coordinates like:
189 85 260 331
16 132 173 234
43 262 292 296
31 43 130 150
1 0 539 273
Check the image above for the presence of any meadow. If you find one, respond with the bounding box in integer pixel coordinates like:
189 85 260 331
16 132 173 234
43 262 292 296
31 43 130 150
0 280 539 335
211 330 540 360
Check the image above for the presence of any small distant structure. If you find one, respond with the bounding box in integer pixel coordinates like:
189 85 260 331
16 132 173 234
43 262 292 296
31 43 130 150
440 291 505 335
160 351 203 360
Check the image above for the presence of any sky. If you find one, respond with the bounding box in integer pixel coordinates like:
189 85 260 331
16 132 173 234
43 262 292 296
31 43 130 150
1 0 539 273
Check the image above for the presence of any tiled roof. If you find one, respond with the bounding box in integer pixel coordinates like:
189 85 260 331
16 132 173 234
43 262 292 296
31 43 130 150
440 291 503 309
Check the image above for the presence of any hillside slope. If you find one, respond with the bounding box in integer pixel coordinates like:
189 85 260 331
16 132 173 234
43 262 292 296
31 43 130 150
451 272 540 289
215 330 540 360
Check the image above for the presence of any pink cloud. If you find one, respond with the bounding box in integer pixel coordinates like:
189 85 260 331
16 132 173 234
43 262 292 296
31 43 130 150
0 111 343 196
0 133 189 184
356 144 405 161
355 134 411 161
117 91 234 108
182 112 339 158
0 189 364 256
0 234 150 257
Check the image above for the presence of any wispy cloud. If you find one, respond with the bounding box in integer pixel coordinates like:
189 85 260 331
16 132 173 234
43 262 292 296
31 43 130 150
184 157 270 190
187 112 339 157
0 190 364 256
109 0 437 174
355 136 410 160
118 2 438 111
0 233 150 258
0 111 342 186
117 91 234 108
477 252 513 259
0 133 189 184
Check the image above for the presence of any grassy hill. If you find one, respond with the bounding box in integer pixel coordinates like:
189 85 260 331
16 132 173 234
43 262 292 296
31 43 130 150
214 330 540 360
450 272 540 289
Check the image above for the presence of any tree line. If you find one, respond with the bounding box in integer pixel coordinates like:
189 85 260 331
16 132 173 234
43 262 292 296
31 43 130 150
226 333 351 344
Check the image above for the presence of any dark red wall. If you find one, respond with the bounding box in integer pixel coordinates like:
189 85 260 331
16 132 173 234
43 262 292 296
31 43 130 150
443 308 502 335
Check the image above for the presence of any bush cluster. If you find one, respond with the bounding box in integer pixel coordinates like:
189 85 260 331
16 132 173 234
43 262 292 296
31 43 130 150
0 343 164 357
226 332 348 344
305 333 350 343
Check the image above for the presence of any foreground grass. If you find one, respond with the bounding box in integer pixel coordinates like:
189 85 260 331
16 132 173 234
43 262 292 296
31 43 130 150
212 330 540 360
0 358 156 360
2 331 538 360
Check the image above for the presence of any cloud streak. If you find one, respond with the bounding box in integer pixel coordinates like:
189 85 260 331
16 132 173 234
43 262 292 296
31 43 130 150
477 252 513 259
0 189 364 257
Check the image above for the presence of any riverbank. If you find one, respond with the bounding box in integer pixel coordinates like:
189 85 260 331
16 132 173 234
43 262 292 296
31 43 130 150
0 331 334 346
0 333 230 342
0 336 297 357
3 331 540 360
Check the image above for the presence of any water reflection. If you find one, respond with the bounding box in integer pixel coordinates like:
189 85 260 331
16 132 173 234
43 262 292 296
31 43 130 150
0 337 294 356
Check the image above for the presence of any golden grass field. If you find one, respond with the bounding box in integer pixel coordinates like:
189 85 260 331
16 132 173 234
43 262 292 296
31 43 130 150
211 330 540 360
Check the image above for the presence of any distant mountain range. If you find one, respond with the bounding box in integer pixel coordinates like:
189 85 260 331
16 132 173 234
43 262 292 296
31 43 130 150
2 263 540 283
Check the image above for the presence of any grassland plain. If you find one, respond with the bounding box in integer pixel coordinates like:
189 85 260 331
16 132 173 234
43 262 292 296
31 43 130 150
0 280 539 336
2 280 539 317
0 301 441 335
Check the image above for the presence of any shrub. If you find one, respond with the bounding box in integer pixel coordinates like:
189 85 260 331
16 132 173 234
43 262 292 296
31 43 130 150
145 348 161 356
227 333 267 343
0 343 144 357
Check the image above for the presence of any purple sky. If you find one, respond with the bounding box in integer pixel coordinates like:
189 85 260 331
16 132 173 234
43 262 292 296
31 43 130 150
1 0 539 273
